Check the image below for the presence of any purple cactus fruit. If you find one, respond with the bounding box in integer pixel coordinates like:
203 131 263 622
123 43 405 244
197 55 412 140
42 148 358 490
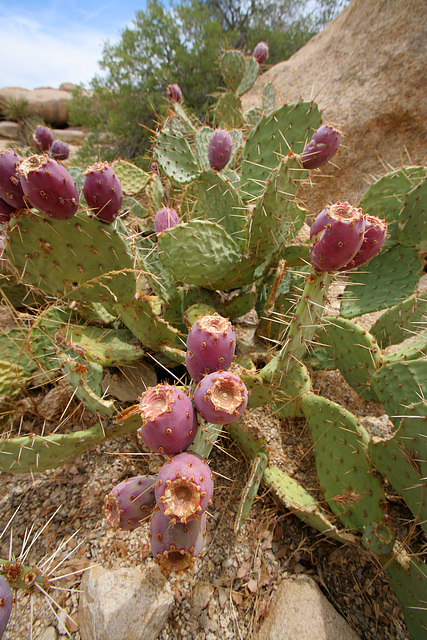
155 452 214 523
0 148 26 209
185 313 236 382
50 139 70 161
83 161 123 224
252 41 269 64
301 124 342 170
18 154 79 220
150 508 207 572
32 124 54 152
166 83 183 104
103 475 157 531
0 198 15 225
193 370 248 425
208 129 233 171
154 207 179 234
0 575 13 638
339 215 388 271
138 384 198 455
309 202 366 272
150 161 159 174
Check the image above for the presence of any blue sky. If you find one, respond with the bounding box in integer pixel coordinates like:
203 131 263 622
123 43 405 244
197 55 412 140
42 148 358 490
0 1 147 89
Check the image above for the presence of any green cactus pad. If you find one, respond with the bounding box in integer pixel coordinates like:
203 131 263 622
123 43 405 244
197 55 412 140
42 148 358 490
55 324 145 366
190 170 246 242
302 394 385 531
398 176 427 252
263 466 357 544
6 210 137 314
112 160 150 196
145 172 164 210
58 352 115 415
235 365 274 408
190 421 223 459
240 101 322 200
0 410 142 474
260 356 311 418
235 453 269 531
222 289 257 320
67 166 85 192
370 293 427 347
153 128 199 184
220 50 247 92
381 331 427 366
236 55 259 96
371 359 427 427
118 294 181 352
383 553 427 640
361 521 395 556
246 157 305 263
340 245 424 318
369 408 427 533
214 92 244 129
262 82 276 113
360 166 426 249
136 235 179 306
195 126 214 172
245 106 263 127
311 316 382 402
184 302 217 327
157 220 242 289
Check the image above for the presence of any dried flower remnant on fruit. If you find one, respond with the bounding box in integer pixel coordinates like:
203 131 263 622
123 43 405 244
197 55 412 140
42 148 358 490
186 313 236 382
155 452 214 523
193 371 248 424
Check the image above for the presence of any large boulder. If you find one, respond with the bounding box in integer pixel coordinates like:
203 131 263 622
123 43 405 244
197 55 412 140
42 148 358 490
242 0 427 217
0 86 71 127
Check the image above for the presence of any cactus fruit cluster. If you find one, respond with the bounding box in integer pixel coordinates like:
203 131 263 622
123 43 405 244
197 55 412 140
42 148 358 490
0 42 426 640
32 124 70 160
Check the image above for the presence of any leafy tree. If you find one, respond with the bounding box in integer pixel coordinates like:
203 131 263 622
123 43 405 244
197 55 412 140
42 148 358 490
70 0 349 163
70 0 227 162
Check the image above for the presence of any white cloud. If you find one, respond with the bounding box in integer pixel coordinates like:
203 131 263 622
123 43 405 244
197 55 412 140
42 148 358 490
0 6 123 89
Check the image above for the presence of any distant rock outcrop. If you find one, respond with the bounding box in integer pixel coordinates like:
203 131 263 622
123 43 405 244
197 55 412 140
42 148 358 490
242 0 427 217
0 86 72 127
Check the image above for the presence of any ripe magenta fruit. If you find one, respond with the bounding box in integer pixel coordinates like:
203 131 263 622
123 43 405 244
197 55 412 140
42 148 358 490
0 198 15 224
83 161 123 224
154 207 179 234
32 124 53 151
193 370 248 425
208 129 232 171
309 202 365 271
103 475 157 531
301 124 342 170
0 575 12 638
18 154 79 220
339 215 388 271
252 41 269 64
50 139 70 161
0 148 26 209
155 452 214 523
166 83 183 104
185 313 236 382
138 384 198 455
150 508 206 572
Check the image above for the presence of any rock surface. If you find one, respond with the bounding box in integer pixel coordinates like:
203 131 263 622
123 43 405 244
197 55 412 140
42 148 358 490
256 575 361 640
242 0 427 218
78 564 174 640
0 86 71 126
